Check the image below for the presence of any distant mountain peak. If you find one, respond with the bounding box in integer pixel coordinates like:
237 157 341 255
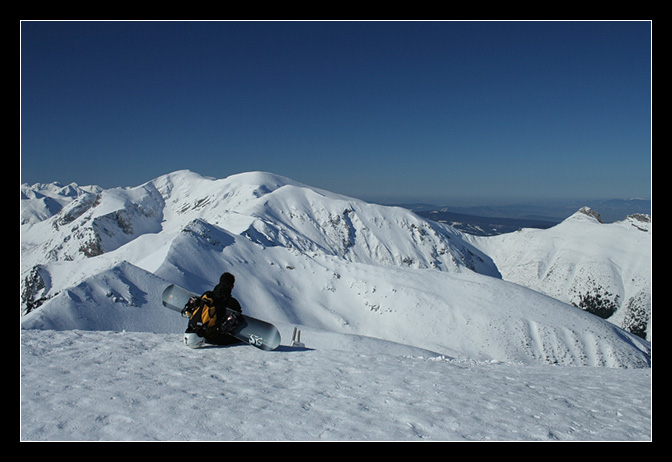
576 206 604 223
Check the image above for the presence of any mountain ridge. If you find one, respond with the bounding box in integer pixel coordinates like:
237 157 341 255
20 170 651 367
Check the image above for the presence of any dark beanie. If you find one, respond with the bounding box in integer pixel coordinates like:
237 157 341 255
220 272 235 289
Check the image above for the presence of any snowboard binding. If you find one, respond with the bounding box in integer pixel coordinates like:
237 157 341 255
219 310 241 334
181 296 200 317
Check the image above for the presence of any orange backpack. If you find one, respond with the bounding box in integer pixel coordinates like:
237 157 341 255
185 293 218 337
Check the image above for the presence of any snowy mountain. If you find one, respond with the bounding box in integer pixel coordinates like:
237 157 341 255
20 170 652 441
20 181 102 225
20 170 650 369
468 207 652 341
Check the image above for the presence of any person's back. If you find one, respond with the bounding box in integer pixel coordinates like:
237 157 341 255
183 272 243 348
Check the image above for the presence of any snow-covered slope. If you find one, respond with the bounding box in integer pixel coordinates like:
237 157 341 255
21 329 651 441
468 207 652 340
20 171 650 368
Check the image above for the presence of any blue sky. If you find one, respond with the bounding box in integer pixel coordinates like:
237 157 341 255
20 20 651 205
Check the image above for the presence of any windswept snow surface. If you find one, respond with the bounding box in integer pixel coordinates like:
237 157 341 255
21 329 651 442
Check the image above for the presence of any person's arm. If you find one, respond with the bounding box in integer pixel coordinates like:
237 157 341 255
227 297 242 314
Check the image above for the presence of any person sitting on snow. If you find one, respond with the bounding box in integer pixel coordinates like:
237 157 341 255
183 272 243 348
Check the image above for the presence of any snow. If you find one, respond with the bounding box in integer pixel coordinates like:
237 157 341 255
468 207 652 340
20 170 652 441
21 329 651 441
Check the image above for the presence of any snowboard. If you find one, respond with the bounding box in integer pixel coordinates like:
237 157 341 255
162 284 281 351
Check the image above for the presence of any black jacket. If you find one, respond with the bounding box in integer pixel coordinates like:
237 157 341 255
210 282 242 316
194 284 243 345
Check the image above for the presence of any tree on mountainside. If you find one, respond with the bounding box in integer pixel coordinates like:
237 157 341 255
573 286 619 319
